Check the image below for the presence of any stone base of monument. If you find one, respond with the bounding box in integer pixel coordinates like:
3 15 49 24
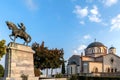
4 42 39 80
5 77 39 80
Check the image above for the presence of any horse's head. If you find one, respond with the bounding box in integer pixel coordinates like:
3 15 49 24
6 21 13 30
6 21 18 30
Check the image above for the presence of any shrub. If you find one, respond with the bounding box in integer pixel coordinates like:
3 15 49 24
21 74 28 80
34 68 42 77
69 74 78 80
0 64 4 77
55 73 63 78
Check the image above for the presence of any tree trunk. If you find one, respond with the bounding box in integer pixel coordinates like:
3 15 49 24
56 68 58 74
51 68 53 77
46 68 48 77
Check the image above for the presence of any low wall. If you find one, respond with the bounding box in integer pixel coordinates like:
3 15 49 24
78 76 120 80
40 78 67 80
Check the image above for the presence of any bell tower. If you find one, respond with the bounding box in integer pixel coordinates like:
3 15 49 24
109 46 116 54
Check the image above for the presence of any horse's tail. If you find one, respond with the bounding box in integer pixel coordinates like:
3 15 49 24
28 35 31 43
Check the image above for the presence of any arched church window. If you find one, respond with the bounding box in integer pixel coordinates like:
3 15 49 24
100 48 101 53
115 68 117 72
92 49 94 53
95 68 98 73
95 47 99 53
93 67 98 73
111 68 113 72
97 48 99 53
108 68 110 72
92 48 95 53
110 57 114 64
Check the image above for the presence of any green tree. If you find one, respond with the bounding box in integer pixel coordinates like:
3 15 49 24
32 41 49 77
0 40 6 60
32 41 47 69
0 64 4 77
61 60 65 74
49 48 64 76
32 41 64 77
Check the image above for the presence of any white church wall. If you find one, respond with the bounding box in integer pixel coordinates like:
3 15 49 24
95 57 103 62
67 64 77 75
103 54 120 72
83 62 88 73
89 62 102 73
77 66 80 74
82 57 94 61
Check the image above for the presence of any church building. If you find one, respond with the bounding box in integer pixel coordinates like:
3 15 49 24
67 41 120 76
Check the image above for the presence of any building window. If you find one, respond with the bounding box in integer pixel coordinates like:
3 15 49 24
97 48 101 53
108 68 110 72
111 68 113 72
93 67 98 73
95 68 98 73
92 49 94 53
115 68 117 72
110 58 114 64
71 67 72 74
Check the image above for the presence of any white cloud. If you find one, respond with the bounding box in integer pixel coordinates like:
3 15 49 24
83 34 91 39
89 5 101 22
88 15 101 22
73 5 88 18
25 0 38 11
78 45 87 51
110 14 120 31
102 0 118 7
90 6 98 15
73 44 87 54
73 50 78 54
102 22 108 26
73 5 102 23
80 21 85 25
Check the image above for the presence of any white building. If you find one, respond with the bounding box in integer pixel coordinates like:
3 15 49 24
67 41 120 76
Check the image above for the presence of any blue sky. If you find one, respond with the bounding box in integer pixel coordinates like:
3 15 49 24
1 0 120 67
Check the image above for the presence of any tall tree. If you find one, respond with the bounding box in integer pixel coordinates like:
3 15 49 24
49 48 64 76
32 41 48 69
32 42 64 77
61 60 65 74
0 40 6 60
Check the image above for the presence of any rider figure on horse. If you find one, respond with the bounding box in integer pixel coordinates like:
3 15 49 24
6 21 31 45
18 23 26 32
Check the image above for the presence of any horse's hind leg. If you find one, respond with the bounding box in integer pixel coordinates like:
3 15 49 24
9 34 14 41
25 42 28 46
23 42 28 46
13 36 17 43
23 42 26 45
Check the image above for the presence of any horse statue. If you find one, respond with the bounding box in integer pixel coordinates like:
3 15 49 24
6 21 31 45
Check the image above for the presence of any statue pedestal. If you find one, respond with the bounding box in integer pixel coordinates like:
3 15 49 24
4 42 39 80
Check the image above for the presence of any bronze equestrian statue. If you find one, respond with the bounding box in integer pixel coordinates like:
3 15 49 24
6 21 31 45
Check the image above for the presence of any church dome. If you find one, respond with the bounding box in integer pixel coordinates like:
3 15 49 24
85 41 107 57
87 42 105 48
109 46 116 49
